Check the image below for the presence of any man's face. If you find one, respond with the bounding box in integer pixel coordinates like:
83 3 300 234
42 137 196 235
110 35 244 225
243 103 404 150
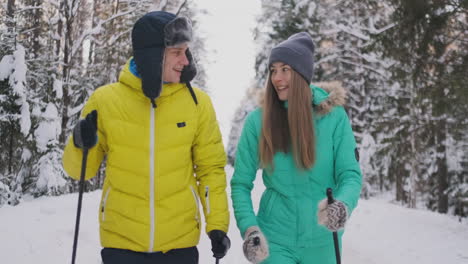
162 43 189 83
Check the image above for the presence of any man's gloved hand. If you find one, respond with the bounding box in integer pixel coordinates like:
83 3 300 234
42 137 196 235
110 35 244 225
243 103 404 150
243 226 269 264
318 198 348 231
73 110 98 149
208 229 230 259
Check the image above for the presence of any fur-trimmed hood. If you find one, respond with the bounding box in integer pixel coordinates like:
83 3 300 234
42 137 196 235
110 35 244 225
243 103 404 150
312 81 347 115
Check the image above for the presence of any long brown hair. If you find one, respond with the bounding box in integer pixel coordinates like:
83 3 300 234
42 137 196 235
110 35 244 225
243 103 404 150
259 69 315 170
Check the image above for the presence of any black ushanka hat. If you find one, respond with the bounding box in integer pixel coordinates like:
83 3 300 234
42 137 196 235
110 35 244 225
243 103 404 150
132 11 196 107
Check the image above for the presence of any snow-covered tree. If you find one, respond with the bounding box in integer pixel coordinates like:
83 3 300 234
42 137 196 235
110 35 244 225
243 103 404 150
374 0 468 213
0 0 33 205
230 0 395 187
0 0 209 206
226 83 262 165
228 0 467 217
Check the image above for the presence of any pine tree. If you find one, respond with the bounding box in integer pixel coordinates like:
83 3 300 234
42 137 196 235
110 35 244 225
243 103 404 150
0 0 209 205
375 0 467 212
0 0 33 205
229 0 394 181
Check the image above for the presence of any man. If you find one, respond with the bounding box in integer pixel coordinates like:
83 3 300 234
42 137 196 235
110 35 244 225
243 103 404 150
62 11 230 264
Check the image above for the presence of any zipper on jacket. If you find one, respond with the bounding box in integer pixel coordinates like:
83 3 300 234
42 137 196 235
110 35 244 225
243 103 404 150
149 105 155 252
205 186 210 215
190 186 200 223
101 187 111 221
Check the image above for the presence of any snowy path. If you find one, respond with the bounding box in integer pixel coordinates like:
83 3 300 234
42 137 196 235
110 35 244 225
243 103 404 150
344 196 468 264
1 170 467 264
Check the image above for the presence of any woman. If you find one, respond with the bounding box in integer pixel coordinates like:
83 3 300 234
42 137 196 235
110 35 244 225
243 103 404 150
231 32 362 264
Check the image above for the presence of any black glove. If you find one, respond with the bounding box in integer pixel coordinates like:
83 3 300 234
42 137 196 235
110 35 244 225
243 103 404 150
208 229 230 259
73 110 98 149
180 48 197 83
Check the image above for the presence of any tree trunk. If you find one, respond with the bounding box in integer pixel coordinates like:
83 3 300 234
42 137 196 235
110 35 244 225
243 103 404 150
88 0 98 66
8 124 14 174
59 0 75 145
395 156 407 204
408 81 418 208
436 119 449 213
31 0 42 57
6 0 15 18
6 0 16 47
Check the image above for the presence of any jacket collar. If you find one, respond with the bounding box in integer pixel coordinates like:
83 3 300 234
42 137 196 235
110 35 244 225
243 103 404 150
311 81 347 115
282 81 347 116
119 59 186 100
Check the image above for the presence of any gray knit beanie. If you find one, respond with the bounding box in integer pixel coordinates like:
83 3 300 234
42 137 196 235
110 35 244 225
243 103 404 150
268 32 315 84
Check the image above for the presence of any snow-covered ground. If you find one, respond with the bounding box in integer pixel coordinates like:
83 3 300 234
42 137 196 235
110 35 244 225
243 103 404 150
1 166 467 264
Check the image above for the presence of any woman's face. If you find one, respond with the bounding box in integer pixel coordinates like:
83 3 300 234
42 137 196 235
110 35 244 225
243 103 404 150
270 62 292 101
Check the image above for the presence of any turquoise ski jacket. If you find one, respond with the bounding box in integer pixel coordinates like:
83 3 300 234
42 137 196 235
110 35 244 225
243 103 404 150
231 82 362 248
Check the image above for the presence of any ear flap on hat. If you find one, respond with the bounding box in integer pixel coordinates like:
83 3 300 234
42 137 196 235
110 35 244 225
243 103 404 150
134 47 164 107
180 48 197 83
180 48 198 105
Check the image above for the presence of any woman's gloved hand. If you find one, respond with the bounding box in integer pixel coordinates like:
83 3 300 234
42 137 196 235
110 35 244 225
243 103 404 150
243 226 269 263
318 198 348 231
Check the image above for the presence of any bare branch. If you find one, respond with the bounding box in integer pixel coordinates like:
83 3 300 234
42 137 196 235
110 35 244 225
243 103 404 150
176 0 188 16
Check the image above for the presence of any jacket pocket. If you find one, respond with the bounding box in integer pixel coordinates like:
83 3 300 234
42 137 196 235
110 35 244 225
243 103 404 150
190 186 200 224
101 187 111 222
205 186 210 215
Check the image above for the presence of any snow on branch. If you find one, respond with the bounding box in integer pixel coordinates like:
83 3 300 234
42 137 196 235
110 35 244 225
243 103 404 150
11 46 27 98
316 54 339 64
15 5 43 13
338 58 388 78
18 27 40 35
71 23 103 58
108 28 132 45
71 0 82 18
0 55 14 81
71 8 136 58
101 9 135 25
158 0 168 11
68 102 85 117
344 48 396 69
0 46 31 135
336 24 370 41
371 22 397 35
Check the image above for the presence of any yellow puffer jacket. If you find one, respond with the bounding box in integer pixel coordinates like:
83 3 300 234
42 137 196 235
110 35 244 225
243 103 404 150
62 60 229 252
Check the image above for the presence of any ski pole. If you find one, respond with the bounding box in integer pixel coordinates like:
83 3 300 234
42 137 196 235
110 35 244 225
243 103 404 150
71 148 89 264
214 234 231 264
326 188 341 264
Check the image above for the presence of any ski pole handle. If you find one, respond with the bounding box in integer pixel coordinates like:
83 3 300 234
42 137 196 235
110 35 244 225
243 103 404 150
327 188 335 205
